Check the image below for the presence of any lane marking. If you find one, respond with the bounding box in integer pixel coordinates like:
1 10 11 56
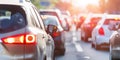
83 56 90 59
72 37 83 52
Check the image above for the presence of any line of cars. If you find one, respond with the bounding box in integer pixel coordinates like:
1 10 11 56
0 0 69 60
77 13 120 60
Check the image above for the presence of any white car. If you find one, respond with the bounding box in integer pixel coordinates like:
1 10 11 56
0 0 55 60
91 14 120 50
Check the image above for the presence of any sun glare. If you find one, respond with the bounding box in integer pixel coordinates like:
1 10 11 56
73 0 99 7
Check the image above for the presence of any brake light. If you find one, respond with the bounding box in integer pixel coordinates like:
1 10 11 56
52 32 60 37
1 34 36 44
98 27 104 35
26 35 36 44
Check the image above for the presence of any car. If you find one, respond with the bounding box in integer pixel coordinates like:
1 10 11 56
41 15 66 55
39 9 69 31
61 15 71 31
0 0 55 60
109 23 120 60
76 14 87 30
91 14 120 50
81 13 103 42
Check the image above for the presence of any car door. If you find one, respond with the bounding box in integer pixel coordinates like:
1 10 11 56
24 5 48 60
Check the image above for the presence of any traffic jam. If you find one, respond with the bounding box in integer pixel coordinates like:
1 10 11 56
0 0 120 60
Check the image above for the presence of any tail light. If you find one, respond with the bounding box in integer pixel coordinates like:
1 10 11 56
1 33 36 44
98 27 105 35
52 32 60 37
91 23 96 27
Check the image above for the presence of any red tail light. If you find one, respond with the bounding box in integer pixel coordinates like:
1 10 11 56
98 27 104 35
1 34 36 44
52 32 60 37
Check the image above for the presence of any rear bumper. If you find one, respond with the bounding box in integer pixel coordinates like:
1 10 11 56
83 27 94 37
0 53 34 60
95 36 110 48
54 40 65 50
96 36 110 45
0 44 40 60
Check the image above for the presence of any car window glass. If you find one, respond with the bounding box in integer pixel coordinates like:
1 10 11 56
90 17 101 24
43 16 58 26
32 7 45 30
29 6 41 28
0 5 26 33
104 19 120 25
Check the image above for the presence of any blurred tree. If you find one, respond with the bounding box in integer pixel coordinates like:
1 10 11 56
99 0 106 13
86 4 101 13
31 0 41 8
31 0 59 9
107 0 120 14
54 0 81 16
99 0 120 14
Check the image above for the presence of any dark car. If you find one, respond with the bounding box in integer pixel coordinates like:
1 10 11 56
76 15 87 30
39 9 69 31
41 15 66 55
0 0 55 60
109 23 120 60
81 14 102 42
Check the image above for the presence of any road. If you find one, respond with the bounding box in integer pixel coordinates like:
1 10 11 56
55 25 109 60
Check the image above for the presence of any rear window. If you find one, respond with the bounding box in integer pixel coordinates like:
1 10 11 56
42 15 59 26
40 11 60 19
90 17 101 24
0 5 26 33
85 17 101 24
104 19 120 25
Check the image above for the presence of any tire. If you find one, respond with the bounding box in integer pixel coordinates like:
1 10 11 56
83 33 88 42
95 44 101 50
81 31 88 42
92 43 95 48
60 48 65 55
44 56 46 60
53 53 55 60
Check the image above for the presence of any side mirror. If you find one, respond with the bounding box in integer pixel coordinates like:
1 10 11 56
47 25 58 34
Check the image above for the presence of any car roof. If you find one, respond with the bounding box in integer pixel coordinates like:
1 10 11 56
88 13 105 17
105 14 120 19
40 9 61 13
39 9 63 20
0 0 31 6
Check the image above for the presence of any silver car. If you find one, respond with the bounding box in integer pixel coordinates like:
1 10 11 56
92 14 120 50
0 0 55 60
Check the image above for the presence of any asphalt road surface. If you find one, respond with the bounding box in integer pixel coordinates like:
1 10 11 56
55 25 109 60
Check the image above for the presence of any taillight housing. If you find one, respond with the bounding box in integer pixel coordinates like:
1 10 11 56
98 27 105 35
1 33 36 44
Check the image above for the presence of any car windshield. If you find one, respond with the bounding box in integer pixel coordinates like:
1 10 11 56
0 5 26 33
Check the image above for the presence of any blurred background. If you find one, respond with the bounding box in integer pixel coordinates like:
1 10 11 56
31 0 120 15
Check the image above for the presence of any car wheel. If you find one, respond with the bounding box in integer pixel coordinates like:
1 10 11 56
91 43 95 48
43 55 46 60
109 55 112 60
60 48 65 55
109 47 116 60
83 32 88 42
95 44 101 50
53 53 55 60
